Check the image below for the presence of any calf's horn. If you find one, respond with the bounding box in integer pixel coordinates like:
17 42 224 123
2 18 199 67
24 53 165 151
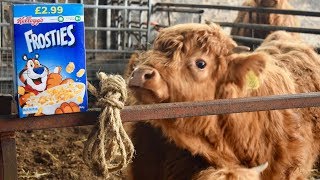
251 162 269 173
232 46 251 53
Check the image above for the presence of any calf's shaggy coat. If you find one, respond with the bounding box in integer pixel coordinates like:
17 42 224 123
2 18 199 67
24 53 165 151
231 0 300 40
126 23 320 179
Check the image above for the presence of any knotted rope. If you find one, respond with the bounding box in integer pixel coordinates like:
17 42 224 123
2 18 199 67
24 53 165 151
83 72 134 178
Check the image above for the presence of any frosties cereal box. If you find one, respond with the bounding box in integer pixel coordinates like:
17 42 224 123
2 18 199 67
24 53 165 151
12 4 88 118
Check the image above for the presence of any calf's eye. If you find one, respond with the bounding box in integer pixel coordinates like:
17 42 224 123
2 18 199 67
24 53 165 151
195 59 207 69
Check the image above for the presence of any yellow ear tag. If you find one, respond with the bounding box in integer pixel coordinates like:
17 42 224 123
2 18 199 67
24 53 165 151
246 70 260 90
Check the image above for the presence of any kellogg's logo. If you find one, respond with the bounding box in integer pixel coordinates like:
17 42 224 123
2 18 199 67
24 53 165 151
17 16 43 26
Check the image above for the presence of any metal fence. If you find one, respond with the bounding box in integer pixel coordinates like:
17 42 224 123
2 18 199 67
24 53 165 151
152 2 320 50
0 0 152 94
1 1 320 94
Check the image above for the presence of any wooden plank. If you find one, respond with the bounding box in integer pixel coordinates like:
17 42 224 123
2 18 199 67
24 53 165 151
0 140 3 180
0 132 17 180
0 95 17 180
0 94 12 115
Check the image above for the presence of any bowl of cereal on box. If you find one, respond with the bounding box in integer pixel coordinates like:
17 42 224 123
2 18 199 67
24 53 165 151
24 82 86 115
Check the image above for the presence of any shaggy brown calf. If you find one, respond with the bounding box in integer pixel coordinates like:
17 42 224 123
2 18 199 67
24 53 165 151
126 23 320 179
230 0 300 39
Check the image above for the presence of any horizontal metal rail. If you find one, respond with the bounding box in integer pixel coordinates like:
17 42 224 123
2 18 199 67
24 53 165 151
232 35 263 44
0 23 9 27
0 47 11 51
2 0 58 3
1 92 320 132
153 7 205 14
0 26 147 32
153 3 320 17
0 47 135 54
84 5 149 11
85 27 147 32
0 78 12 81
216 22 320 35
2 0 43 3
231 35 320 53
86 49 136 53
2 2 150 10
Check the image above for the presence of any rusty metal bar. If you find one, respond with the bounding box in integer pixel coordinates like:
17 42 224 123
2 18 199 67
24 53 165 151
1 92 320 132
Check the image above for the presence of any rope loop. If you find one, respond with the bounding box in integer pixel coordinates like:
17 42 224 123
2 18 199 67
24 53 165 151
83 72 134 179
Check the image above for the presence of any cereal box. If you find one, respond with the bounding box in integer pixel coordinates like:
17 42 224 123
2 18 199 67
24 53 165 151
12 4 88 118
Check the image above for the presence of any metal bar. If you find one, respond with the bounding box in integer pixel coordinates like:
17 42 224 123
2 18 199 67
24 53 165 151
93 0 99 59
85 48 134 53
116 1 121 50
153 3 320 17
123 0 128 53
0 78 13 81
0 47 10 51
2 0 44 3
231 36 320 53
216 22 320 34
106 1 110 49
152 7 204 14
85 27 148 32
0 132 17 180
0 47 135 53
1 92 320 132
249 10 254 38
84 5 149 11
0 23 9 27
138 0 143 46
5 44 318 54
232 35 263 44
167 5 171 26
0 3 3 69
146 0 152 49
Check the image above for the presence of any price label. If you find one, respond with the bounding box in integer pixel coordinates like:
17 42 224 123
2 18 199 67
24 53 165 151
35 6 63 15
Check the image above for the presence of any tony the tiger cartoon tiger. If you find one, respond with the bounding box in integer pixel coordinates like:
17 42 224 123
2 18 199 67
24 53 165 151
18 54 79 115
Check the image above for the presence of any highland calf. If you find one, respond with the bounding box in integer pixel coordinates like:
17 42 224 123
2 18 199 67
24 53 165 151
231 0 300 40
126 23 320 179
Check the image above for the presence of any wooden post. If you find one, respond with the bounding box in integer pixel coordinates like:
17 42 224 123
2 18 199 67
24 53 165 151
0 132 17 180
0 95 17 180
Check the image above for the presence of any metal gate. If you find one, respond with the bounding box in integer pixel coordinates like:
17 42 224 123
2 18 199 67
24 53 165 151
0 0 152 94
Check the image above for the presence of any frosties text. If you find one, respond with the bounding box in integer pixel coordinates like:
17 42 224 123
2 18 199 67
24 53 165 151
24 24 75 53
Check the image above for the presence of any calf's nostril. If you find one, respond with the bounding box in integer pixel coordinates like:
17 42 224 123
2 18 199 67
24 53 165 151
128 68 157 88
144 71 155 80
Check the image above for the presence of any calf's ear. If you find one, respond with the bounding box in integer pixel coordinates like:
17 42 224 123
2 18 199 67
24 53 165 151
226 53 267 89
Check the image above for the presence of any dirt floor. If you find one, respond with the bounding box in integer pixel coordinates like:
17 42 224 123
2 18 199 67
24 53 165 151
16 126 100 180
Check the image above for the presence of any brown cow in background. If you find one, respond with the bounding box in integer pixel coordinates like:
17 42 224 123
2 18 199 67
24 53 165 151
125 23 320 179
231 0 300 40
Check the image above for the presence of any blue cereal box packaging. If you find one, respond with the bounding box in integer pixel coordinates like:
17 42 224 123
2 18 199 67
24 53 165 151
12 4 88 118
